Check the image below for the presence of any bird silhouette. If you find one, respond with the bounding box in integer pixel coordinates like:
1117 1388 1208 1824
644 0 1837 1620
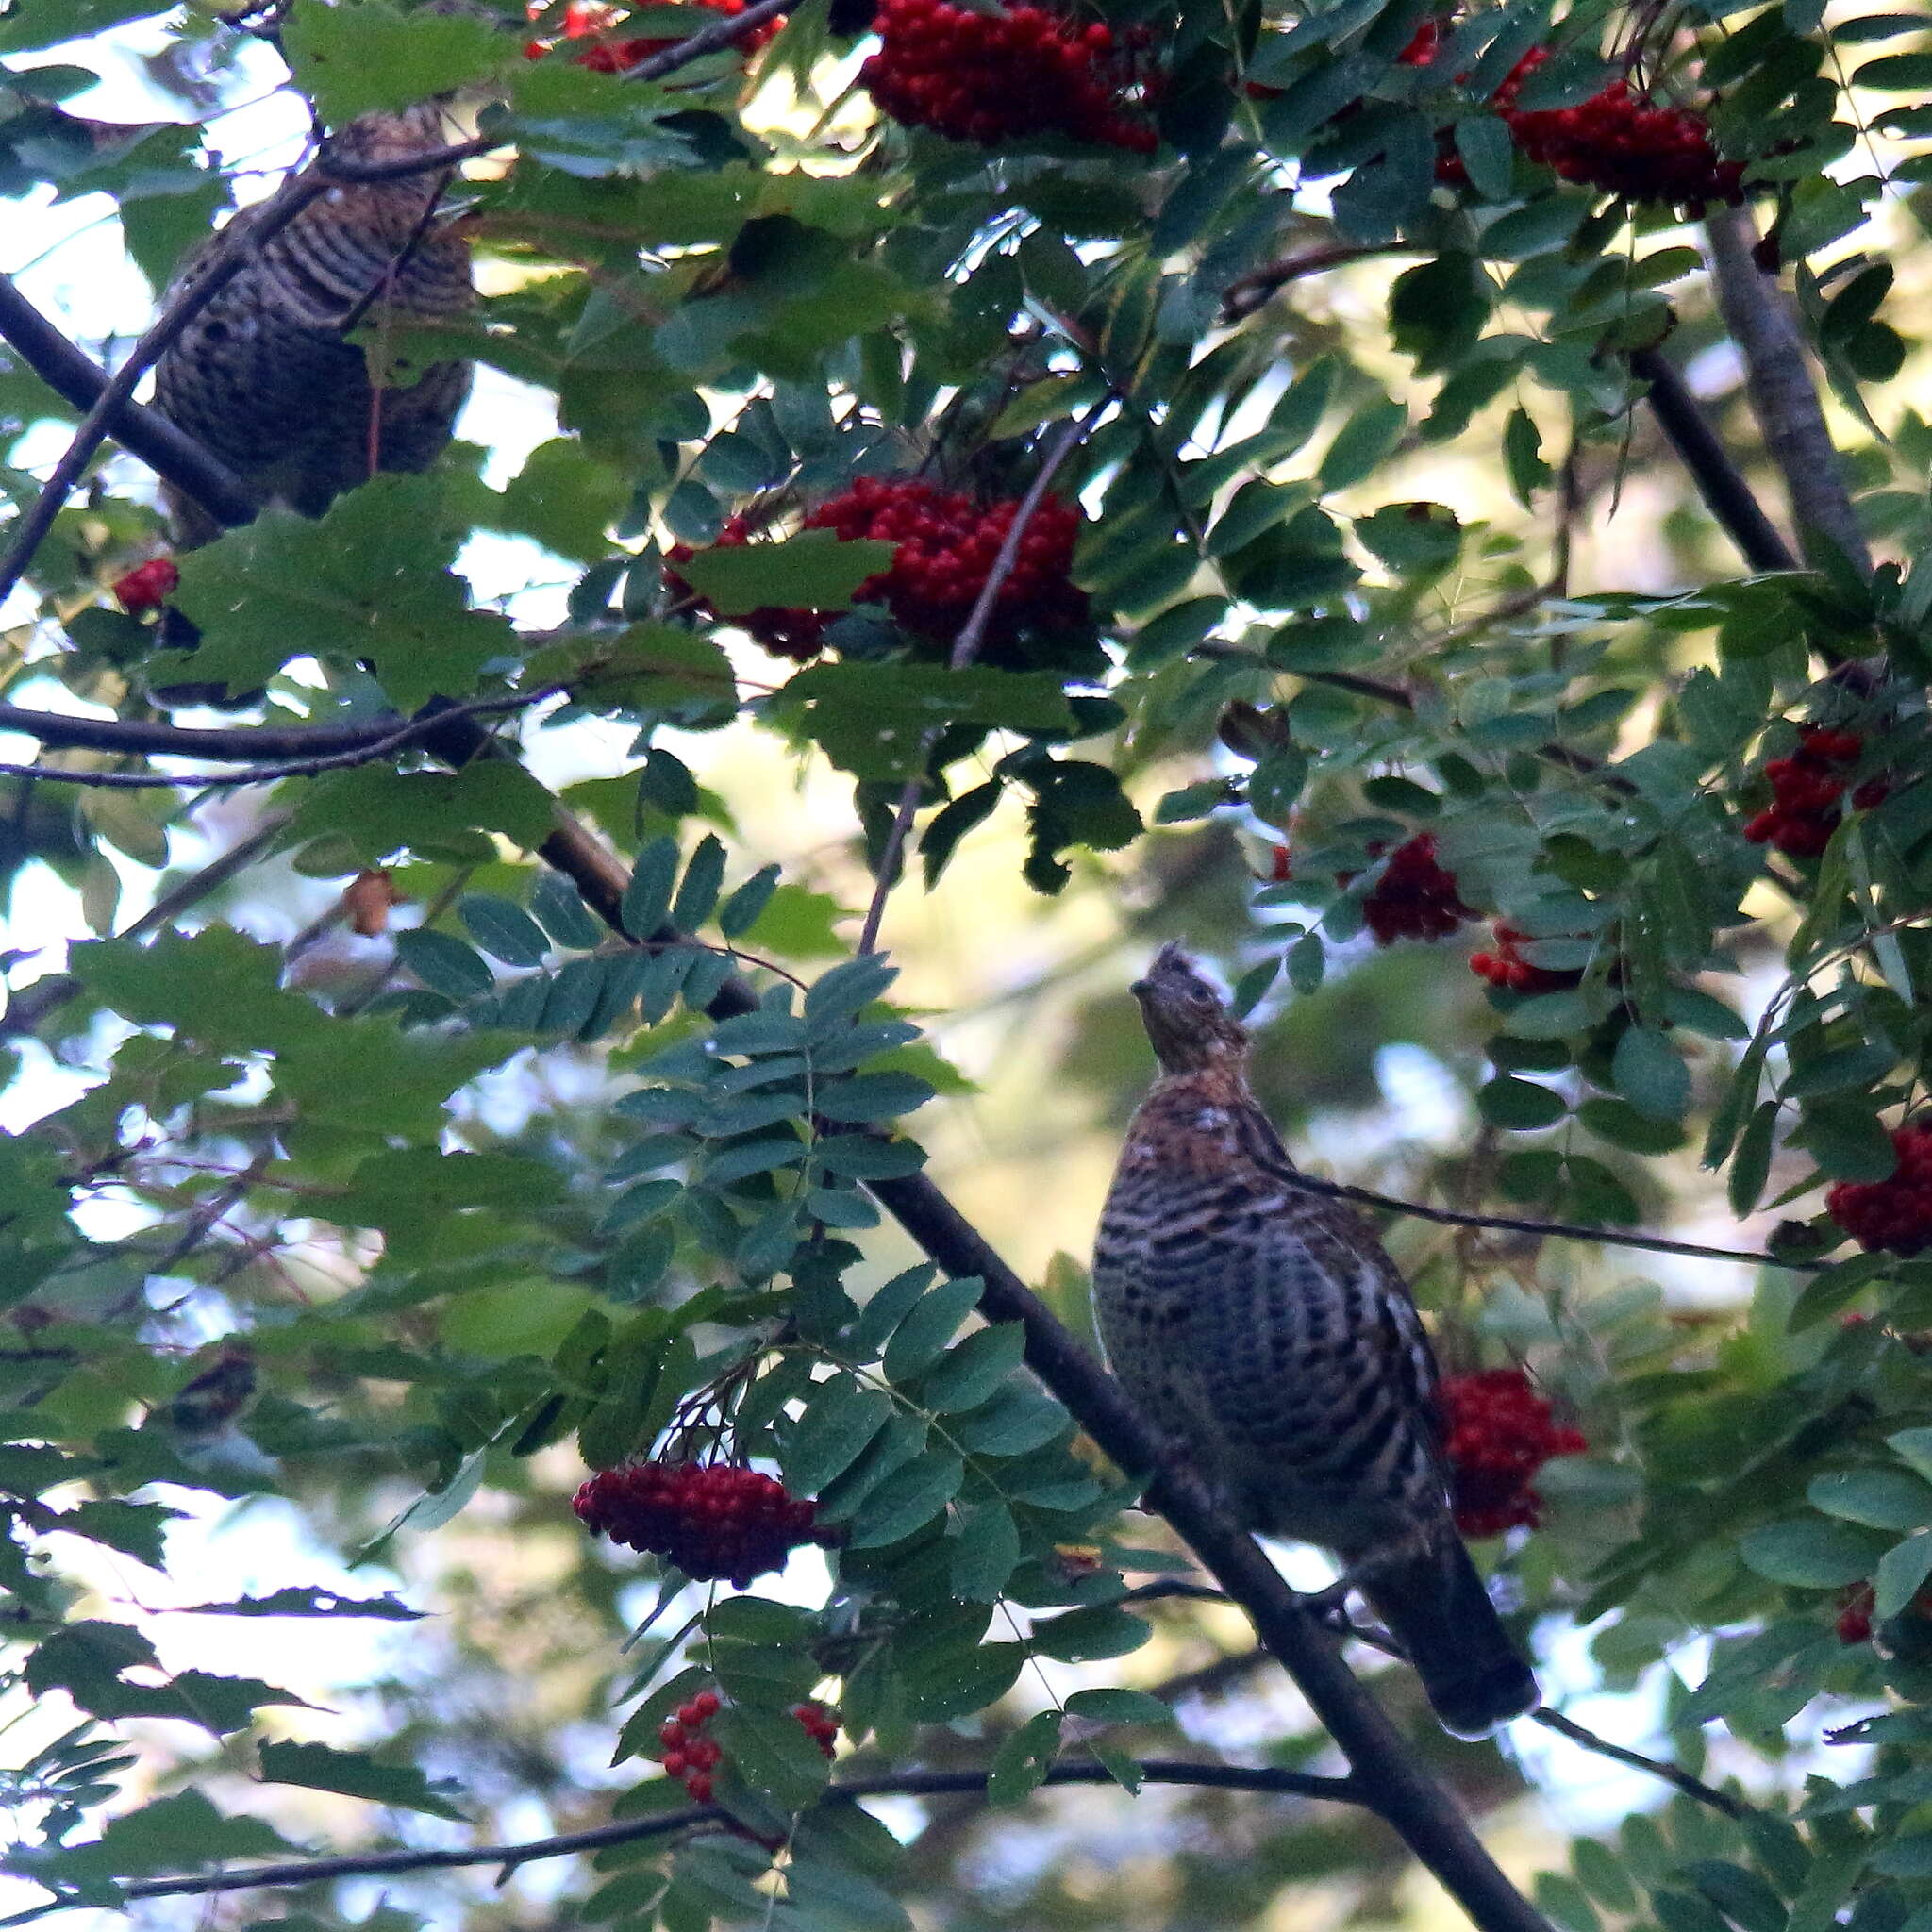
151 99 475 548
1092 943 1539 1738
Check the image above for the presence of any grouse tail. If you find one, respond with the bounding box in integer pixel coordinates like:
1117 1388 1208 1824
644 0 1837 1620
1360 1537 1539 1740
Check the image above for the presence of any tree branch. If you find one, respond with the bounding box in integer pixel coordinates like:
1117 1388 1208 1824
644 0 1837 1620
1627 345 1796 575
623 0 794 79
1701 209 1872 578
1220 243 1411 322
0 279 259 530
0 162 336 606
0 1760 1361 1920
0 689 558 789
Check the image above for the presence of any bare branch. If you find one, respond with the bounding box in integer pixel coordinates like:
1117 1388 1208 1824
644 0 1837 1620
1627 345 1797 575
0 689 558 790
1221 243 1411 322
1702 209 1872 577
1527 1707 1751 1821
0 1760 1362 1920
624 0 794 79
0 279 259 529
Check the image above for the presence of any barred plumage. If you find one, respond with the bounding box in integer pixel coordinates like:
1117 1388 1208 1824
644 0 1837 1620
1093 943 1538 1738
151 101 475 547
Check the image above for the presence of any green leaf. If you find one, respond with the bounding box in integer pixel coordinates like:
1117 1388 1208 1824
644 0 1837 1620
1477 1075 1567 1131
284 0 505 121
458 894 551 968
719 864 781 939
394 928 493 999
1807 1469 1932 1531
846 1449 963 1547
949 1500 1022 1600
1062 1688 1172 1725
1028 1606 1152 1662
257 1740 470 1821
784 1378 892 1493
881 1277 985 1382
1875 1531 1932 1618
918 1324 1026 1412
673 834 728 932
782 664 1078 780
674 528 897 613
1739 1519 1883 1588
986 1708 1061 1808
623 837 682 940
1612 1026 1690 1121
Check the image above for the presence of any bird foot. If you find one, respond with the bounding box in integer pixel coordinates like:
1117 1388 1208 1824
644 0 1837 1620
1301 1577 1357 1632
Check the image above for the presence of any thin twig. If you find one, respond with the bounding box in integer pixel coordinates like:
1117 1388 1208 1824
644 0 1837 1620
1702 209 1872 578
1221 243 1411 322
0 1760 1361 1920
856 403 1109 955
624 0 794 79
1 809 293 1035
0 689 558 790
1528 1707 1752 1820
1277 1169 1823 1273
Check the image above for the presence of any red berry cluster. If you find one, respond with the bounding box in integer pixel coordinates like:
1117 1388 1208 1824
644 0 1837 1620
659 1689 725 1803
1439 1368 1586 1540
667 478 1089 664
655 1690 841 1807
524 0 775 70
1266 842 1293 883
1743 725 1885 858
1826 1126 1932 1258
858 0 1158 152
112 557 180 614
1490 47 1744 212
574 1460 827 1586
792 1700 840 1757
1469 923 1582 993
1360 834 1475 946
1836 1580 1932 1645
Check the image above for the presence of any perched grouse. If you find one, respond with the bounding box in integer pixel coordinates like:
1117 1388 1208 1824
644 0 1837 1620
1092 943 1539 1738
151 99 475 547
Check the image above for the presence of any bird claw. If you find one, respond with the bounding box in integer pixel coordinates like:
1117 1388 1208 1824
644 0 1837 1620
1302 1577 1357 1631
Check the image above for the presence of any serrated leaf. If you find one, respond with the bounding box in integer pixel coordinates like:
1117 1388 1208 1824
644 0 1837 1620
257 1740 468 1821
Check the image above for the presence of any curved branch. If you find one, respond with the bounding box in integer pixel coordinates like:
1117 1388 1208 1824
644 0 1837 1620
1274 1169 1822 1274
0 1760 1361 1920
0 689 558 789
1702 210 1872 578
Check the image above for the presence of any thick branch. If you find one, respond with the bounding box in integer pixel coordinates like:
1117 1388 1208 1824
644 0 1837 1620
1 1761 1358 1919
1702 210 1872 578
0 163 335 605
1627 345 1796 575
0 280 258 529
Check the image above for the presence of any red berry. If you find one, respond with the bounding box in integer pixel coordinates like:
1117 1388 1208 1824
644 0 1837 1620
574 1460 825 1584
686 1772 714 1802
112 557 180 614
858 0 1157 149
1838 1583 1874 1645
693 1690 721 1718
1469 923 1583 994
666 481 1088 667
1359 834 1474 947
1827 1126 1932 1257
1438 1368 1584 1540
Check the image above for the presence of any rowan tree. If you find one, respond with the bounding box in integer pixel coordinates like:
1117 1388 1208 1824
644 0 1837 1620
0 0 1927 1926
